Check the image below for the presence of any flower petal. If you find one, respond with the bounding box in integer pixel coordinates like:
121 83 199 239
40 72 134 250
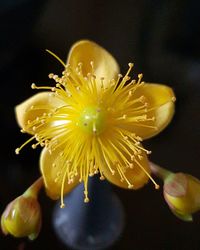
15 92 65 134
67 40 120 85
101 151 150 190
129 83 175 139
40 147 79 200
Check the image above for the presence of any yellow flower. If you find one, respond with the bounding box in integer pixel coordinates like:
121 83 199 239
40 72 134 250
1 178 42 240
15 40 175 207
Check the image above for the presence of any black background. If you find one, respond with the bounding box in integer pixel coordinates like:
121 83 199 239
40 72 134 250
1 0 200 249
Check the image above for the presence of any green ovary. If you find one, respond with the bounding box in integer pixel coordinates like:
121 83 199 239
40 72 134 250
78 106 107 135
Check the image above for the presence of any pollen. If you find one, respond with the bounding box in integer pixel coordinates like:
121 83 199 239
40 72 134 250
16 51 160 208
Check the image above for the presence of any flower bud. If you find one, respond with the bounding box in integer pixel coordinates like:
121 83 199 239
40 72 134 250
164 173 200 221
1 177 43 240
150 162 200 221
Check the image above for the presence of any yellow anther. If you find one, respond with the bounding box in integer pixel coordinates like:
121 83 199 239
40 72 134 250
48 73 54 78
31 83 36 89
172 96 176 102
15 148 20 155
32 144 37 149
84 197 89 203
128 184 134 189
60 204 65 208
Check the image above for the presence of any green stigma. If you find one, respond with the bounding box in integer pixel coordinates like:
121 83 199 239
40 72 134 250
78 106 107 135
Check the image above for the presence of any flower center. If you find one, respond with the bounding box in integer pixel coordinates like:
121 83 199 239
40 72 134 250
78 106 106 135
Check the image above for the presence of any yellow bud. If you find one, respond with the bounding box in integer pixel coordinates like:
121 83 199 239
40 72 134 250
1 177 43 240
164 173 200 221
1 195 41 240
150 162 200 221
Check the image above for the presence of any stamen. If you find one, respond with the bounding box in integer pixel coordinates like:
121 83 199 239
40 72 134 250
100 77 105 89
15 136 35 154
46 49 66 68
60 161 71 208
93 122 97 134
116 163 134 188
116 74 123 85
77 62 83 75
90 61 94 75
137 73 143 84
31 83 52 90
134 158 160 189
172 96 176 102
84 191 89 203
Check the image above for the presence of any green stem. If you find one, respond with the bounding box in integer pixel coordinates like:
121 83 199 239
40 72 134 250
149 162 172 181
23 177 43 198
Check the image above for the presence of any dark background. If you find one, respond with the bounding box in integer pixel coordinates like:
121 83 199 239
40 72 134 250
1 0 200 249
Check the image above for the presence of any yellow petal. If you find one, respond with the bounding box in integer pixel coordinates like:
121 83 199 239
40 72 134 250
130 83 175 139
101 151 150 190
67 40 120 85
40 147 79 200
15 92 65 134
